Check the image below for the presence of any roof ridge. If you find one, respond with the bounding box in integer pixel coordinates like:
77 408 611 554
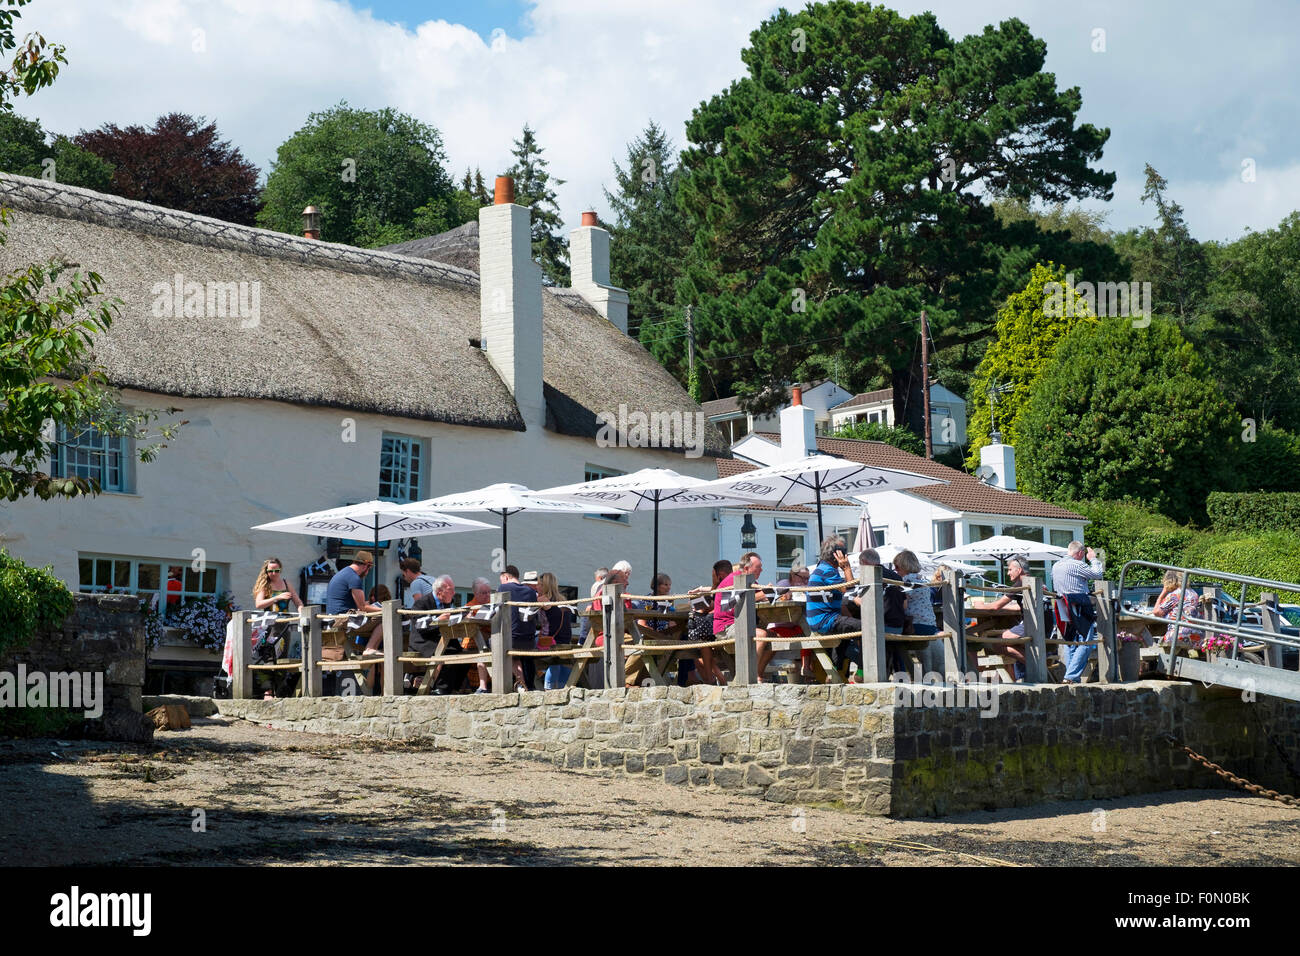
0 172 482 289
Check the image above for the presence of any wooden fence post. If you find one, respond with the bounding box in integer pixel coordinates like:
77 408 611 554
602 582 625 690
300 604 322 698
940 568 965 682
861 565 888 682
490 593 510 693
231 610 253 700
1023 575 1048 683
1094 580 1118 683
732 573 757 685
1259 592 1285 668
382 599 402 697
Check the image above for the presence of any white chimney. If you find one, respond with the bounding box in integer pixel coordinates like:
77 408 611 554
980 440 1016 491
569 211 629 333
480 176 545 427
778 385 817 461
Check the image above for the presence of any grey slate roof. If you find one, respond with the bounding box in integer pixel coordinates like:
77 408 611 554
0 173 727 456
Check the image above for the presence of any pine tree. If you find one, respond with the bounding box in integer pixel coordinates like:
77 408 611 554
505 125 568 284
603 120 694 382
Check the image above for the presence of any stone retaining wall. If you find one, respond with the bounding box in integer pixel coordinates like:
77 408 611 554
2 593 152 741
215 682 1300 817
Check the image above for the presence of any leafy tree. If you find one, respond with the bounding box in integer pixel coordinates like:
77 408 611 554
964 262 1094 468
74 112 260 224
0 111 113 190
1 0 183 503
504 124 568 284
460 166 491 205
831 419 924 455
259 102 459 247
1017 318 1235 524
677 1 1115 420
1197 214 1300 430
1233 422 1300 492
1112 164 1209 323
1 0 64 108
992 197 1112 245
604 121 694 376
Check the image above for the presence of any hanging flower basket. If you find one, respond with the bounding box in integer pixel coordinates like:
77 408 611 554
145 592 239 653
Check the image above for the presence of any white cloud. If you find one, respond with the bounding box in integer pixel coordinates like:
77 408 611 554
10 0 1300 242
13 0 775 233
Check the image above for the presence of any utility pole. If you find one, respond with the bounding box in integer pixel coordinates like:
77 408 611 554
921 309 933 458
685 304 697 401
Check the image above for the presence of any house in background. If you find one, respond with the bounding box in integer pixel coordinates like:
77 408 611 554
828 381 969 455
702 380 854 446
716 395 1085 580
0 173 726 674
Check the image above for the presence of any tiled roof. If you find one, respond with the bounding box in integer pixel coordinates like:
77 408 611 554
718 435 1086 522
832 380 946 411
701 380 831 420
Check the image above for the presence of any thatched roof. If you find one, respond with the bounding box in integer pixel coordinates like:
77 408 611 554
0 174 726 455
380 220 479 272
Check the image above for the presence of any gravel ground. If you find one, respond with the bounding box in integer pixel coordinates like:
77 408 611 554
2 716 1297 866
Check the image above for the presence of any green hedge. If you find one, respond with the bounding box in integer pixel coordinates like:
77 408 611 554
1206 492 1300 535
1068 499 1193 582
1182 531 1300 601
0 550 75 659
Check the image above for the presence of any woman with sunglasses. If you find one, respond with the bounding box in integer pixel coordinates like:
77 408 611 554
253 558 303 612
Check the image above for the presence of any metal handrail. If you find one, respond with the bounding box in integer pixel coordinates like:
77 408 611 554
1117 560 1300 675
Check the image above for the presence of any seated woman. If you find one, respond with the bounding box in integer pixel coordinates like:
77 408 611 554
253 557 303 613
251 558 304 696
970 556 1030 679
895 550 942 677
687 560 732 686
1152 570 1205 646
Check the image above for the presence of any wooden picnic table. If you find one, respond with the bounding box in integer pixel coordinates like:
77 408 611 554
402 615 490 694
963 606 1023 641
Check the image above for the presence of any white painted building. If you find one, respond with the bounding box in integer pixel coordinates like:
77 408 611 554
701 380 853 446
828 382 969 455
715 399 1086 580
0 174 727 664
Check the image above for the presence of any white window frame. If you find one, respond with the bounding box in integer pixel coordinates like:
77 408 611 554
774 520 809 574
584 465 628 523
77 553 224 618
49 423 129 493
378 432 424 503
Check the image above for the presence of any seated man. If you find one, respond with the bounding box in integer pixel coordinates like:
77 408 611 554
804 536 861 671
971 556 1030 680
409 574 460 693
325 551 383 658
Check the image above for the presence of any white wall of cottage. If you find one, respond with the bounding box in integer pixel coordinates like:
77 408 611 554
0 387 721 611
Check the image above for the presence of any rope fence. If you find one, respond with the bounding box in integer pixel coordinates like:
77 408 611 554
226 571 1177 698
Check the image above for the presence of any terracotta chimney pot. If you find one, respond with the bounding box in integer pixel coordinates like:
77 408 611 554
494 176 515 205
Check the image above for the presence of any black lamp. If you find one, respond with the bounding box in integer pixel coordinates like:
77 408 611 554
741 512 757 550
407 537 422 564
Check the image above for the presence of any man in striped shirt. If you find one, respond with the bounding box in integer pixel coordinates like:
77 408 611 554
1051 541 1105 684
